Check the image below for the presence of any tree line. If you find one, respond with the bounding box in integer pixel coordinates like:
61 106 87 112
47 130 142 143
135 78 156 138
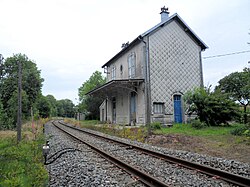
0 54 75 130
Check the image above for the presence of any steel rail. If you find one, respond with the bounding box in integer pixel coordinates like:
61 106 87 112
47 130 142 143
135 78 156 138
58 120 250 187
53 121 169 187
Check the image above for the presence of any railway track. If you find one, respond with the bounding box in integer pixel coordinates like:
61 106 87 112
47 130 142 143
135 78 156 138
52 120 167 187
52 120 250 186
45 121 147 186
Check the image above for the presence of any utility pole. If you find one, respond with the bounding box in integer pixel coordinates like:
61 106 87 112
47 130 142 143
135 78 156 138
17 60 22 143
31 106 35 138
0 54 4 93
0 54 3 63
0 54 3 78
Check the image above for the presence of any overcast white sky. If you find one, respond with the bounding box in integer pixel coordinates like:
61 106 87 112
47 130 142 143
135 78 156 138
0 0 249 104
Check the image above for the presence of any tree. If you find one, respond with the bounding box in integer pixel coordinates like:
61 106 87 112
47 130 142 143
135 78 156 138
78 71 106 100
35 95 51 118
56 99 75 118
84 96 103 120
78 71 106 119
46 95 58 117
216 68 250 124
184 87 240 126
0 100 7 130
0 54 44 128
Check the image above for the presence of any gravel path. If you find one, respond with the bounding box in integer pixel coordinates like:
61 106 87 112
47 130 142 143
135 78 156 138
45 121 145 187
57 121 240 186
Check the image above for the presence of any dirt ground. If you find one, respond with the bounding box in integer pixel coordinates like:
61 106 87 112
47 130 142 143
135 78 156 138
147 134 250 164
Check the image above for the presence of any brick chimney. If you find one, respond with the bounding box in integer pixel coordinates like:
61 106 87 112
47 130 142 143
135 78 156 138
160 6 169 22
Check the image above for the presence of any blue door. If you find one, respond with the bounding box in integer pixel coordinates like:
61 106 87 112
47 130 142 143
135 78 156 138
174 95 182 123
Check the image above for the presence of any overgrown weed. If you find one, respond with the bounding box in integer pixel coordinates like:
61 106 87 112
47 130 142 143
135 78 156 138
0 118 49 186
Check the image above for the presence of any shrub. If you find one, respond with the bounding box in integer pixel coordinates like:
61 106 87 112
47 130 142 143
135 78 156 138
243 129 250 136
231 125 250 136
151 122 162 130
191 119 207 129
184 87 240 126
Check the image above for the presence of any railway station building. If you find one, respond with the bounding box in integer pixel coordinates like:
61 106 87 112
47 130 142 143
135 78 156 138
87 7 207 125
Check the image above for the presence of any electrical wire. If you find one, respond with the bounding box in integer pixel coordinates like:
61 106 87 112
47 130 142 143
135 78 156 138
44 148 82 165
203 50 250 59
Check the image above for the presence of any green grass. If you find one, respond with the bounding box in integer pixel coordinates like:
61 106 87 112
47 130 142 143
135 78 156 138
64 118 100 127
155 123 244 137
80 120 100 126
69 119 245 138
65 119 249 145
0 134 48 186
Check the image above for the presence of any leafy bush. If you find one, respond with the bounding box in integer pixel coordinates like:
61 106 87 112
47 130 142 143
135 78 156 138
184 87 240 126
151 122 162 130
191 119 207 129
234 109 250 124
243 129 250 136
231 125 250 136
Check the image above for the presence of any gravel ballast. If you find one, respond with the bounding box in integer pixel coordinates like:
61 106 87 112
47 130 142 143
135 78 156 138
55 121 249 186
64 122 250 178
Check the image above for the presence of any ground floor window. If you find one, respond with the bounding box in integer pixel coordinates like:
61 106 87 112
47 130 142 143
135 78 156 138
153 102 164 114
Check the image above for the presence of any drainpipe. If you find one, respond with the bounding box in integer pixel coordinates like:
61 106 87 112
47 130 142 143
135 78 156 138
199 50 204 87
138 35 151 135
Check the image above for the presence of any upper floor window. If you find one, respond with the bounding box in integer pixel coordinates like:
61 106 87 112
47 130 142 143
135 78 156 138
120 64 123 75
128 53 136 78
153 102 164 114
111 65 116 80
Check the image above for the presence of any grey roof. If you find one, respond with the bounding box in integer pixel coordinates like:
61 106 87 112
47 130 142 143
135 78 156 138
102 13 208 68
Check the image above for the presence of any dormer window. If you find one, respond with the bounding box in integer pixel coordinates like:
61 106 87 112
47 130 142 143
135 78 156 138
111 65 116 80
128 52 136 78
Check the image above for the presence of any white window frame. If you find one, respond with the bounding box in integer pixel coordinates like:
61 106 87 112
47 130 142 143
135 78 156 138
153 102 164 114
111 65 116 80
128 53 136 78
